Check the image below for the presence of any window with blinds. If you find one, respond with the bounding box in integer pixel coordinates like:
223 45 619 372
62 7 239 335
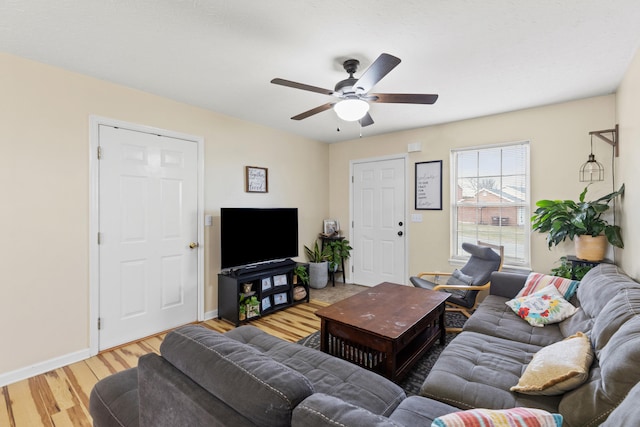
451 142 530 268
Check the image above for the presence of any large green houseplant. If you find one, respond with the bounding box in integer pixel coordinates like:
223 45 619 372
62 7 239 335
531 184 624 260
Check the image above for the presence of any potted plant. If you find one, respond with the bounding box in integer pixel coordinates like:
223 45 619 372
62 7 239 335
293 264 309 285
292 264 309 301
326 239 353 272
239 294 260 320
550 256 593 280
304 240 330 289
531 184 624 261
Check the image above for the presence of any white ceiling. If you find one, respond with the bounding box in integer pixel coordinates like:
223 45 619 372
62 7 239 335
2 1 640 143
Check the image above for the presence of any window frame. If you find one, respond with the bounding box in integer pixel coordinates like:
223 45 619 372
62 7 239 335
450 141 531 270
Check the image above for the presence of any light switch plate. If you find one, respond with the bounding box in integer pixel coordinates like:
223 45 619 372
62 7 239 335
205 215 213 226
411 213 423 222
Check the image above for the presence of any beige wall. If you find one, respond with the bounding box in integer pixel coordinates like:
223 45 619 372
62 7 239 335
2 45 639 382
0 53 329 377
616 45 640 278
329 95 618 278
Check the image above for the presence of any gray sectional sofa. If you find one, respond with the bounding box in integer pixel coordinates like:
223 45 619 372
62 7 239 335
421 263 640 426
90 263 640 426
90 323 457 426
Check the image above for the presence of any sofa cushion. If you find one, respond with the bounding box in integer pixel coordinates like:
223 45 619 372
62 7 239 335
420 331 561 413
573 264 639 335
510 332 593 395
389 396 459 425
463 295 564 346
559 316 640 427
138 353 256 427
89 367 139 427
432 407 563 427
601 379 640 426
292 393 402 427
226 325 405 417
291 394 459 427
590 287 640 356
160 325 314 427
517 272 580 300
505 284 578 327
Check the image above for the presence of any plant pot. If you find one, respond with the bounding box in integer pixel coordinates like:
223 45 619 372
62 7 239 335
308 261 329 289
575 235 607 261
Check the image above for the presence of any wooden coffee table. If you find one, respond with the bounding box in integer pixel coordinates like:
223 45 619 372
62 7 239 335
315 282 449 382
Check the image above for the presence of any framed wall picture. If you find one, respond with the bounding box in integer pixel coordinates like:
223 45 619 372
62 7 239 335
261 296 272 311
261 277 272 291
273 274 288 287
323 219 339 236
273 292 288 305
245 166 268 193
415 160 443 210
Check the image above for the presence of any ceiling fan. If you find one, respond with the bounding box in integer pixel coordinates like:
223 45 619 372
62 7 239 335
271 53 438 127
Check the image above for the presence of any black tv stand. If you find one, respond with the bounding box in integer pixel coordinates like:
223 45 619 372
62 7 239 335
229 259 296 276
218 259 308 326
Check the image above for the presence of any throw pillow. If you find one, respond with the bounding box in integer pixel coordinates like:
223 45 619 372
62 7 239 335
432 407 563 427
517 272 580 300
446 269 474 286
506 284 578 327
511 332 593 395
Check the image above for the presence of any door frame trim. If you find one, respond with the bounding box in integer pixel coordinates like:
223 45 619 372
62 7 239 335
88 116 205 355
349 154 409 285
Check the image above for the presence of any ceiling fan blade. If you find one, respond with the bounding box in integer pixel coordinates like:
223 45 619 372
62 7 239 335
353 53 401 94
370 93 439 104
359 112 374 127
271 78 334 96
291 102 335 120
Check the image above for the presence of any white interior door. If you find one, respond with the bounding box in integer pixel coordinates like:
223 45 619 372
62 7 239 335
352 157 406 286
98 125 199 350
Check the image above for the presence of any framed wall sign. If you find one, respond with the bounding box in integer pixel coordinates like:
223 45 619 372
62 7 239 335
415 160 443 210
245 166 268 193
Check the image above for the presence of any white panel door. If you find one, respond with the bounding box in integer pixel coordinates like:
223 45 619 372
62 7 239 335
352 158 406 286
98 125 198 350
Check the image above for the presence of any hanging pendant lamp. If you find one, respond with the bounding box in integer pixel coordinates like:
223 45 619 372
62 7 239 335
579 135 604 182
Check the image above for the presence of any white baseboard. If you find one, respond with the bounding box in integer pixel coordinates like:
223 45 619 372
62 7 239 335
1 312 221 387
0 348 91 388
204 309 218 321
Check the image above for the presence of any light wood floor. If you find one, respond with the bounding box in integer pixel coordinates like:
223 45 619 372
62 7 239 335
0 300 329 427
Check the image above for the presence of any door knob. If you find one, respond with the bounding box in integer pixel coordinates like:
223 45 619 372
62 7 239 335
397 231 403 236
189 242 199 249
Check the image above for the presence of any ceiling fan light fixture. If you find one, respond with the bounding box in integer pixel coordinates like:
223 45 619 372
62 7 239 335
334 98 369 121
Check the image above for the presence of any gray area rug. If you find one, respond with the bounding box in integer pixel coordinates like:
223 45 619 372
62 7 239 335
297 312 466 396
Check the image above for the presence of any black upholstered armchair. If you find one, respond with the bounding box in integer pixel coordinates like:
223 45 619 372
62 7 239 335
410 241 503 332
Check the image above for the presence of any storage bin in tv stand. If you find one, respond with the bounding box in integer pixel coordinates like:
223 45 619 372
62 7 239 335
217 259 309 326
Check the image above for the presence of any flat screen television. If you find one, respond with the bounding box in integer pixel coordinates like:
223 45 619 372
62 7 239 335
220 207 298 269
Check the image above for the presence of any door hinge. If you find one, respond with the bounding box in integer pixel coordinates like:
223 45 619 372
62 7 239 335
351 175 354 183
98 318 102 330
97 146 102 159
97 232 102 245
